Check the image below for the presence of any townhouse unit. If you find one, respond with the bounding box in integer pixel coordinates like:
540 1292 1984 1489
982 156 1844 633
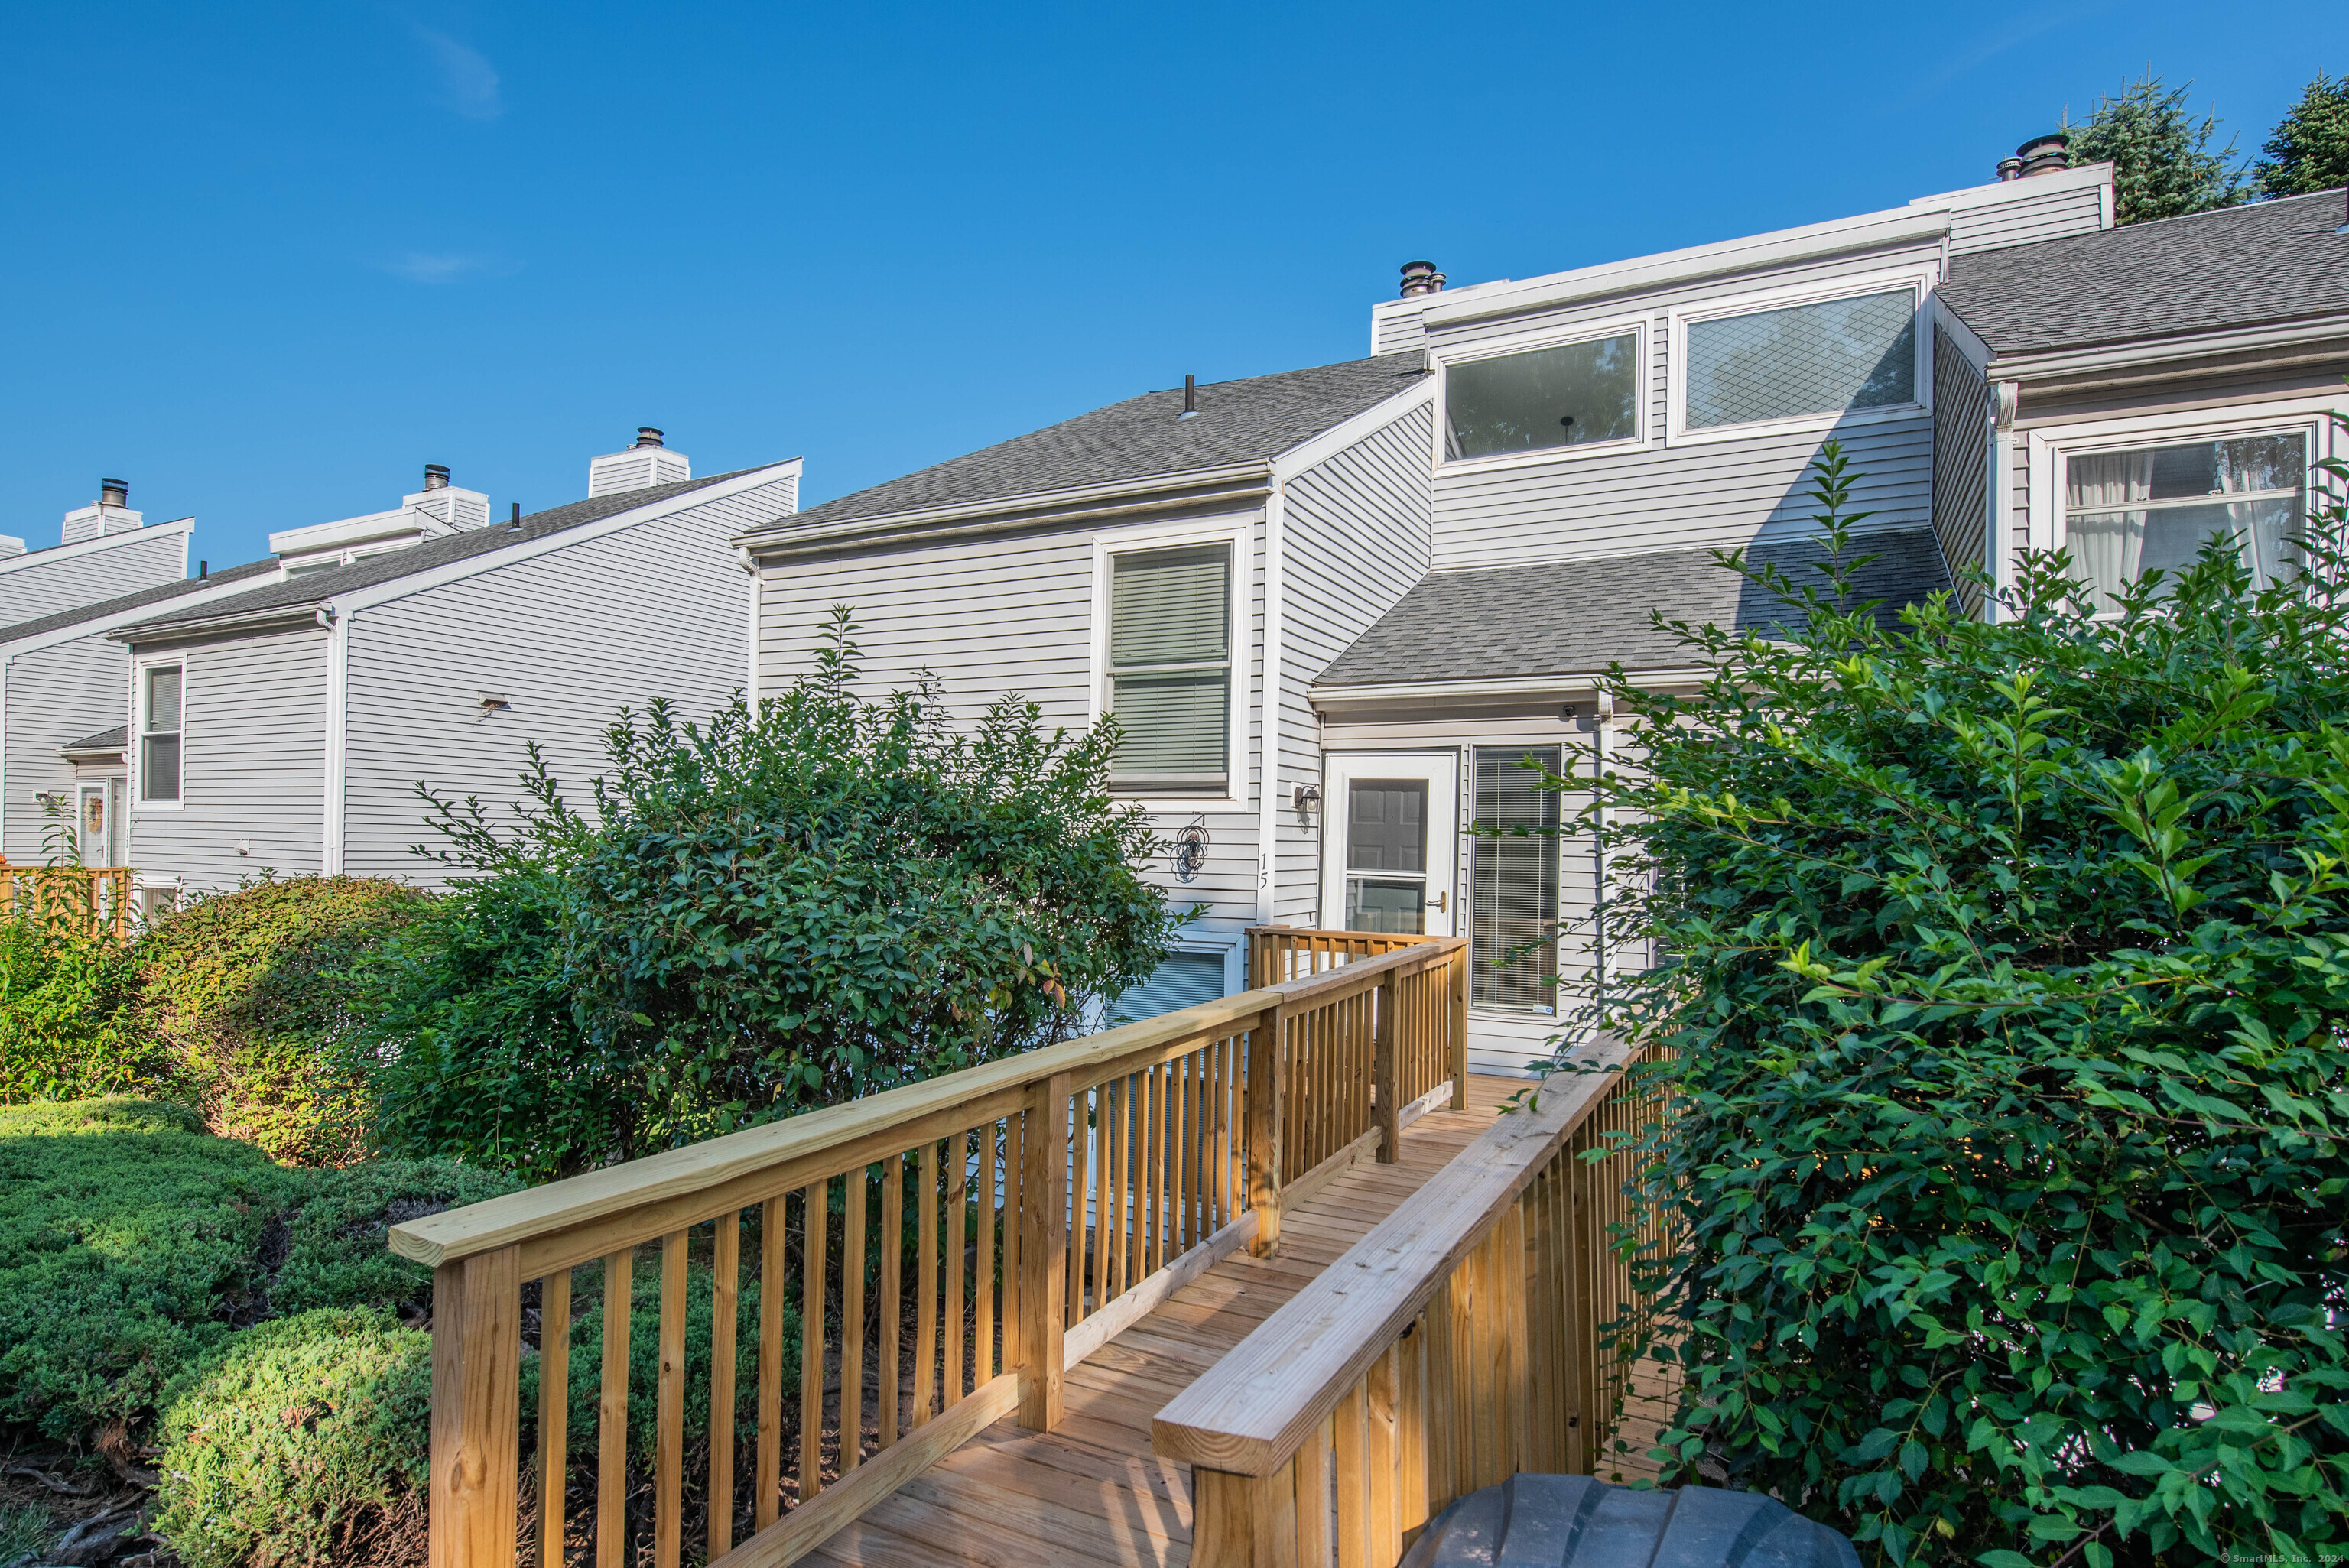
112 433 801 901
738 143 2348 1075
0 479 195 632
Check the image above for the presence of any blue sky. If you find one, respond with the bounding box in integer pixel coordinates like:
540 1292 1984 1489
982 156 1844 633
1 2 2337 568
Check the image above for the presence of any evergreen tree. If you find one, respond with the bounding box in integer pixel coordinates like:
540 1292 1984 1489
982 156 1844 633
2068 70 2247 223
2254 70 2349 196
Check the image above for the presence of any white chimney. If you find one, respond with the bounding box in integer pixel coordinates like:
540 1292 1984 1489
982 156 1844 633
0 536 25 560
587 428 691 496
61 478 144 546
403 463 491 531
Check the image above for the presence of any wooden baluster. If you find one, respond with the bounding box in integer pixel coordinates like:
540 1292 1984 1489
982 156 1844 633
755 1196 785 1528
944 1129 968 1402
1106 1075 1129 1302
1334 1378 1369 1568
596 1248 631 1568
975 1123 996 1383
708 1218 738 1559
1067 1089 1087 1328
879 1154 903 1452
538 1268 570 1568
1367 1341 1402 1566
914 1144 937 1427
427 1246 521 1568
1246 1013 1284 1257
655 1230 686 1568
1140 1066 1161 1278
840 1173 866 1474
1297 1416 1333 1567
1501 1200 1531 1477
1373 976 1399 1164
1002 1112 1023 1372
799 1180 827 1500
1018 1073 1071 1431
1400 1317 1429 1543
1448 946 1469 1111
1173 1053 1191 1254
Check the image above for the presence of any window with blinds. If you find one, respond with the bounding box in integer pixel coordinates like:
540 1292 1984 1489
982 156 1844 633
1471 746 1559 1012
1108 543 1232 793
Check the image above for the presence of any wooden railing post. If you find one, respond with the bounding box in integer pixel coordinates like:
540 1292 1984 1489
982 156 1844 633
1246 1010 1285 1257
1447 946 1470 1111
427 1247 522 1568
1373 976 1399 1165
1017 1070 1070 1430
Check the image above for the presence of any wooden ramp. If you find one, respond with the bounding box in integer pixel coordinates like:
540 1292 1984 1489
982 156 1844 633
808 1078 1528 1568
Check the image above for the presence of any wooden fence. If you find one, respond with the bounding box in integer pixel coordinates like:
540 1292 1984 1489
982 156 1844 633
0 865 138 939
1153 1037 1673 1567
390 935 1470 1568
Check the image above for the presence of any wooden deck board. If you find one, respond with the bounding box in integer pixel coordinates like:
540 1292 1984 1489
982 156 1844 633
811 1075 1534 1566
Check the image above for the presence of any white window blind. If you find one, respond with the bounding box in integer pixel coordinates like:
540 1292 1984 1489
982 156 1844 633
1108 544 1231 792
1686 289 1916 430
1471 747 1559 1012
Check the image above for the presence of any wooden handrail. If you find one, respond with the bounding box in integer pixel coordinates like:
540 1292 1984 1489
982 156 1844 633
396 933 1472 1568
1154 1037 1672 1567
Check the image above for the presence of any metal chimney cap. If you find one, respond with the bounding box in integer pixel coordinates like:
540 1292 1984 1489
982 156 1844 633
1399 260 1446 298
2014 131 2071 177
633 427 665 449
423 463 451 490
99 478 128 507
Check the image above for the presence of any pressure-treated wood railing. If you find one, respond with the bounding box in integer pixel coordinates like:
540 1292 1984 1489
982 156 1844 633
1153 1037 1671 1567
390 935 1469 1568
0 865 138 939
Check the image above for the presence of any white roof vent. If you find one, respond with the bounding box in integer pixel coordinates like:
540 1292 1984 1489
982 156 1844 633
588 428 690 496
61 478 145 546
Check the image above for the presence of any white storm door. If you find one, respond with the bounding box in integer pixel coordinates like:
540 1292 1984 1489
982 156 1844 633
1321 753 1459 937
76 782 112 868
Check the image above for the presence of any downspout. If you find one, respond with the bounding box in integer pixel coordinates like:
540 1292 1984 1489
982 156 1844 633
1255 486 1288 928
318 604 346 875
1987 381 2019 621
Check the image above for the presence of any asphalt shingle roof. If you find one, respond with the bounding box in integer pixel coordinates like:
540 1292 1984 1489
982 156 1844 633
772 355 1430 534
59 725 127 756
0 557 281 646
119 469 760 636
1939 190 2349 357
1316 529 1952 687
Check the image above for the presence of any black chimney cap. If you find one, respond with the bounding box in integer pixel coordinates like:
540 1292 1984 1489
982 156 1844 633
633 427 665 449
1399 261 1446 298
423 463 451 489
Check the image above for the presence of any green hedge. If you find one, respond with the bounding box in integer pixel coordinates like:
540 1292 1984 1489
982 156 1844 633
0 917 160 1104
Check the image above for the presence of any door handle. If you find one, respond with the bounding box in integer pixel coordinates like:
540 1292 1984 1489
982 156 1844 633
1433 891 1448 914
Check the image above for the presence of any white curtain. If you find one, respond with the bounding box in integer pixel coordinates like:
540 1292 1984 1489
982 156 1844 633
2065 450 2156 608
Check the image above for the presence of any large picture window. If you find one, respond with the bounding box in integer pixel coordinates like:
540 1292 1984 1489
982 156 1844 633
1683 287 1918 431
1106 542 1232 794
2064 432 2308 611
1470 746 1559 1012
139 664 183 803
1444 332 1641 461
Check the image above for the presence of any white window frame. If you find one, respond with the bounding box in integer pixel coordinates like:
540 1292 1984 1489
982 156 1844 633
132 657 186 811
1665 266 1935 447
1087 513 1254 812
2026 395 2344 608
1431 313 1652 475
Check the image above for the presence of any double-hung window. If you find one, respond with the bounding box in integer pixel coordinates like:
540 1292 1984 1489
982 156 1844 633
139 664 183 803
1470 746 1559 1012
1106 542 1233 794
1675 280 1923 439
1443 327 1643 463
2063 431 2308 610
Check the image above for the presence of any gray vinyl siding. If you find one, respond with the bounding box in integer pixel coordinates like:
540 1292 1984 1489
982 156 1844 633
0 529 186 628
1426 242 1945 572
1273 403 1435 924
2 636 128 864
1945 180 2107 255
754 511 1271 983
337 477 796 883
1371 298 1435 356
1932 326 1991 617
126 625 329 893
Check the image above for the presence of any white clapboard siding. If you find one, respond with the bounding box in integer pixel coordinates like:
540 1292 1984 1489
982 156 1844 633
0 529 187 629
1946 177 2108 255
1932 327 1993 618
2 635 128 865
1426 240 1945 571
1274 404 1436 924
336 476 798 881
128 625 330 891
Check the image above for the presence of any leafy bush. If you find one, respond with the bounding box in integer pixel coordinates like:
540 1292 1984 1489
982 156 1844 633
0 1098 516 1450
153 1307 431 1568
0 915 161 1105
356 609 1180 1178
1581 446 2349 1563
140 875 430 1164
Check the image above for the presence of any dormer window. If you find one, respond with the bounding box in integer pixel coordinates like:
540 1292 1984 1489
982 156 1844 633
1442 329 1642 463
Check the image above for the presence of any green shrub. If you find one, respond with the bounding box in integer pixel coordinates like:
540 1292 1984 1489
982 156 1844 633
152 1307 431 1568
0 915 163 1104
139 875 430 1164
355 610 1180 1179
272 1155 521 1316
1581 446 2349 1562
